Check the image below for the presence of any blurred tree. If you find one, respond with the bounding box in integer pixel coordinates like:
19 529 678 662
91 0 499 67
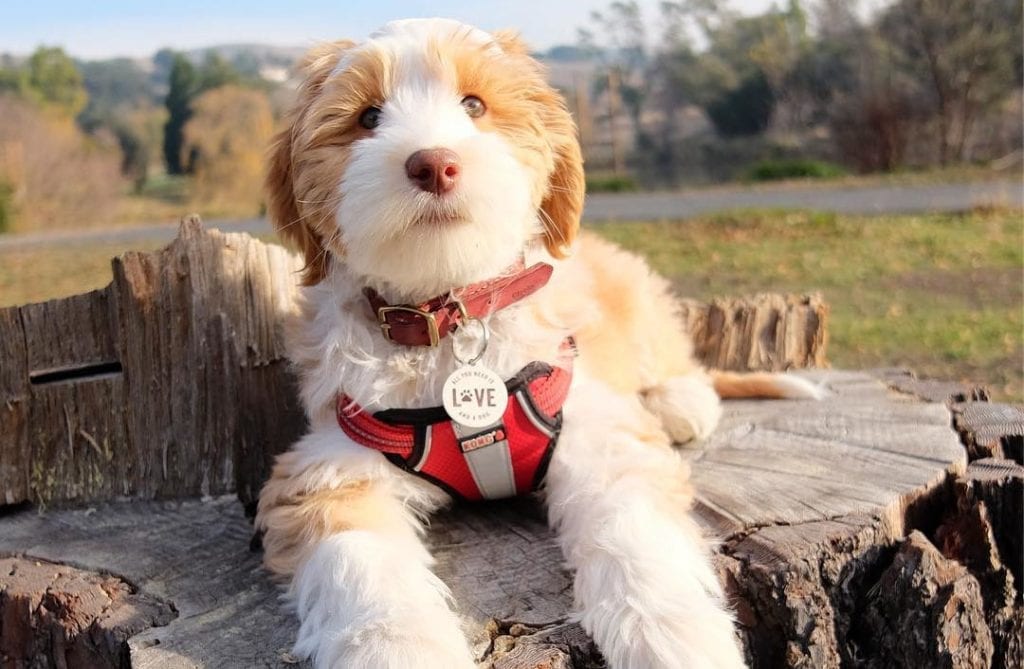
163 52 247 175
781 1 862 129
76 58 165 189
696 5 813 136
879 0 1021 164
198 52 241 91
580 1 651 152
706 71 774 136
112 105 167 191
23 47 87 117
163 54 198 175
181 85 273 214
0 55 27 97
78 58 155 128
0 94 122 232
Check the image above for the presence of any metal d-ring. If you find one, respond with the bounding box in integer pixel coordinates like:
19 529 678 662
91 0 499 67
451 299 489 366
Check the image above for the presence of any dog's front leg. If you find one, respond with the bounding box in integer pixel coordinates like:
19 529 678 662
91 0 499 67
545 380 746 669
257 434 476 669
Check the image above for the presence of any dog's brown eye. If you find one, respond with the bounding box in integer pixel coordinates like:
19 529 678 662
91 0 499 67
460 95 486 118
359 106 382 129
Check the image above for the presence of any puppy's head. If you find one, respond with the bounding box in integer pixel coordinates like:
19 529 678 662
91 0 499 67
266 18 584 296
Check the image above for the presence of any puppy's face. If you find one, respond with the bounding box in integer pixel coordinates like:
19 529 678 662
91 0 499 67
267 19 584 297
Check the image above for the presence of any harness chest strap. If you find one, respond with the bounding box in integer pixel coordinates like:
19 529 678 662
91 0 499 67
336 343 575 501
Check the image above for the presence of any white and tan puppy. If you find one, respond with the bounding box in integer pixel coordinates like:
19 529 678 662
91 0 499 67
256 18 820 669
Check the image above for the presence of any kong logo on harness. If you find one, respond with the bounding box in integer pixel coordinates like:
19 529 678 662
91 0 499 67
458 427 507 453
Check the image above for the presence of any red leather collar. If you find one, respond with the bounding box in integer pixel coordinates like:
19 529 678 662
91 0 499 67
364 261 553 346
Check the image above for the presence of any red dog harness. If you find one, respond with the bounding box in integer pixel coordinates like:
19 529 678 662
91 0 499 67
337 261 574 501
337 351 573 501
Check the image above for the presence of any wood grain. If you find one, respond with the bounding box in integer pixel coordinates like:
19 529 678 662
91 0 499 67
0 218 306 507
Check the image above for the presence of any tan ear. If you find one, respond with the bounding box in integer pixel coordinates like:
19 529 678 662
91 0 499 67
491 29 532 56
492 30 585 256
264 40 354 285
536 86 585 258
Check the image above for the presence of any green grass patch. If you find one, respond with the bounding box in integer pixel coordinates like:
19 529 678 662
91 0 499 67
136 173 190 203
0 181 13 234
594 208 1023 402
586 174 639 193
745 159 847 182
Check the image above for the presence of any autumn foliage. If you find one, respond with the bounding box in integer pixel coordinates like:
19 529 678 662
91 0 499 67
182 86 274 216
0 95 121 232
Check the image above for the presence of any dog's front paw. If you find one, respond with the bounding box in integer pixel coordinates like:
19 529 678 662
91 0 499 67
641 375 723 444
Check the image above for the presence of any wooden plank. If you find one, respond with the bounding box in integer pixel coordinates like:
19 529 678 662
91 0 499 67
874 368 991 404
0 307 28 504
19 288 119 376
108 218 305 502
26 376 129 506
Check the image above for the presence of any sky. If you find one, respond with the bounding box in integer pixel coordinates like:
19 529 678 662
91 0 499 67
1 0 787 60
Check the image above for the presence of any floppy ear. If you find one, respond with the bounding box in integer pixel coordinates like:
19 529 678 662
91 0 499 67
536 88 585 258
264 40 354 285
492 30 585 257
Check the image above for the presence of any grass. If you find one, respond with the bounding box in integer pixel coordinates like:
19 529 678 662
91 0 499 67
1 208 1020 401
586 174 640 193
0 241 166 306
594 208 1023 402
745 159 847 182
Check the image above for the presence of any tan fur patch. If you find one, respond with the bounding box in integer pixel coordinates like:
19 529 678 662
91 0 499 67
256 453 412 577
536 232 702 394
710 371 792 399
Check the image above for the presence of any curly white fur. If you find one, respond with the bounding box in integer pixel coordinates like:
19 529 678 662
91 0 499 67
259 17 751 669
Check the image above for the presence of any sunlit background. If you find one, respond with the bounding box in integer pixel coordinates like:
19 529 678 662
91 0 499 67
0 0 1021 399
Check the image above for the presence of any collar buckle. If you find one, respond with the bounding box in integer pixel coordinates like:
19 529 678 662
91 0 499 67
376 305 441 347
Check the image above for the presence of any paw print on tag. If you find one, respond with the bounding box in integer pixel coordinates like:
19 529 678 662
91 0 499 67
443 365 509 428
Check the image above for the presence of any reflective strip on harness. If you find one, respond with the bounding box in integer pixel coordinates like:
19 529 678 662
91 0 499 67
336 342 574 501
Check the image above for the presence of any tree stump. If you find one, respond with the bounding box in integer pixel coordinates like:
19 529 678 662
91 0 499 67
0 221 1020 668
2 372 1020 668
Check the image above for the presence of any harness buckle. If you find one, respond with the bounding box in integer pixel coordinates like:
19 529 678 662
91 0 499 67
377 306 441 347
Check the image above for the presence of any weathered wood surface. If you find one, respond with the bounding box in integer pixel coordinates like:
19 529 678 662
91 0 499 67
0 217 307 510
3 370 1020 668
678 293 827 372
0 220 829 511
0 556 176 667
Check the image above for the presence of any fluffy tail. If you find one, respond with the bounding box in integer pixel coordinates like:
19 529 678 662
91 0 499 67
710 370 827 400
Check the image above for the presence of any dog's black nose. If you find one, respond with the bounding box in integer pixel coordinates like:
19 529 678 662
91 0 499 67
405 148 460 195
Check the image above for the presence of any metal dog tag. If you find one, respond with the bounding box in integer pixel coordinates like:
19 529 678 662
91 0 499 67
442 365 508 428
443 305 507 428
